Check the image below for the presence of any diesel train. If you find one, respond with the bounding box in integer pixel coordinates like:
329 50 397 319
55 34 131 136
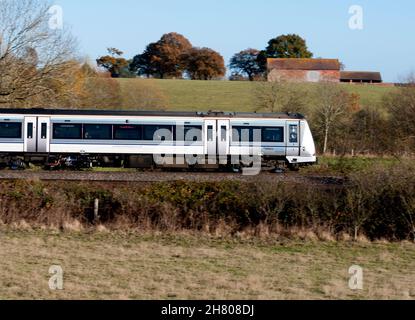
0 108 317 171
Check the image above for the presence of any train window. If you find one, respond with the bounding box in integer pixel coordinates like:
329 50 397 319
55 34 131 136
221 126 227 142
289 125 298 143
184 125 202 142
252 128 262 142
262 127 284 143
232 126 284 143
41 123 47 139
53 124 82 139
232 127 251 142
207 126 213 141
83 124 112 140
27 123 33 139
174 125 202 142
114 125 141 140
143 125 173 141
0 122 22 139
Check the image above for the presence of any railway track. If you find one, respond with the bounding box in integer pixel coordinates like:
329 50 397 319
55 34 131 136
0 170 346 186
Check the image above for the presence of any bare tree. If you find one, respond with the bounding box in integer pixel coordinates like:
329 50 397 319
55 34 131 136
253 79 308 114
384 79 415 154
314 82 350 154
0 0 77 107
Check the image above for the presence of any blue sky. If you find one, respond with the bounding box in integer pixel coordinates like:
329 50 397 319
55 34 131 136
55 0 415 82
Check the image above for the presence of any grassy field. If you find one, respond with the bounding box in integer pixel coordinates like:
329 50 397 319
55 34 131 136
1 228 414 300
117 79 397 112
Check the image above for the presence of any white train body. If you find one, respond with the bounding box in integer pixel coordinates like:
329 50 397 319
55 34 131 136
0 109 316 169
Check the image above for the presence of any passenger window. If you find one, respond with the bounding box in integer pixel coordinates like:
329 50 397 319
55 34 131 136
0 122 22 139
289 125 298 143
114 125 141 140
262 127 284 143
143 125 173 141
252 128 262 142
183 126 202 142
53 124 82 140
232 127 250 142
84 124 112 140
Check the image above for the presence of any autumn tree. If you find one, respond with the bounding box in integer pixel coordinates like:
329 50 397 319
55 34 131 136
265 34 313 59
0 0 78 108
229 49 263 81
181 47 226 80
130 32 192 79
129 43 158 78
79 71 122 109
96 48 129 78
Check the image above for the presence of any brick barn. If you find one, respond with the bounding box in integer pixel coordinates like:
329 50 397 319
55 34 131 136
267 58 341 83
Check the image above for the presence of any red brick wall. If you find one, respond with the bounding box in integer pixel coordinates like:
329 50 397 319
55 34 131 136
268 69 340 83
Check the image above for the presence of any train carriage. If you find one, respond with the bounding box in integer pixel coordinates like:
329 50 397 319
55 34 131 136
0 109 317 170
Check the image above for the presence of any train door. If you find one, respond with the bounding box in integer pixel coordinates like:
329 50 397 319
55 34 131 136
217 120 230 164
24 117 37 153
37 117 50 153
204 120 216 163
286 120 300 156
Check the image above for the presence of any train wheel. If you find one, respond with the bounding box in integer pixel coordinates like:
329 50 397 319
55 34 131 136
273 167 286 173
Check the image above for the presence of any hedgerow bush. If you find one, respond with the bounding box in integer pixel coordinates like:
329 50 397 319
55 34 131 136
0 162 414 241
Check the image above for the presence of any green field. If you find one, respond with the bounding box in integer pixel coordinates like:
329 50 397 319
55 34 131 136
1 229 414 300
117 79 397 112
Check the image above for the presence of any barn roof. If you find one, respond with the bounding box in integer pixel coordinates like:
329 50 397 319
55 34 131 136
267 58 341 71
340 71 382 82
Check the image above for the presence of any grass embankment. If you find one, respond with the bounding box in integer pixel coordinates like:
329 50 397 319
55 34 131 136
117 79 396 112
0 229 414 300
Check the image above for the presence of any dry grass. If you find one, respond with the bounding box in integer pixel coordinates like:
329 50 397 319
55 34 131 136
0 228 414 300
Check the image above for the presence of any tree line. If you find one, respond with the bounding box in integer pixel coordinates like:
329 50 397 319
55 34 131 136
96 33 313 80
97 33 226 80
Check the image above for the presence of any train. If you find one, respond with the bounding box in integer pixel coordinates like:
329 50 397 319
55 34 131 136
0 108 317 171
